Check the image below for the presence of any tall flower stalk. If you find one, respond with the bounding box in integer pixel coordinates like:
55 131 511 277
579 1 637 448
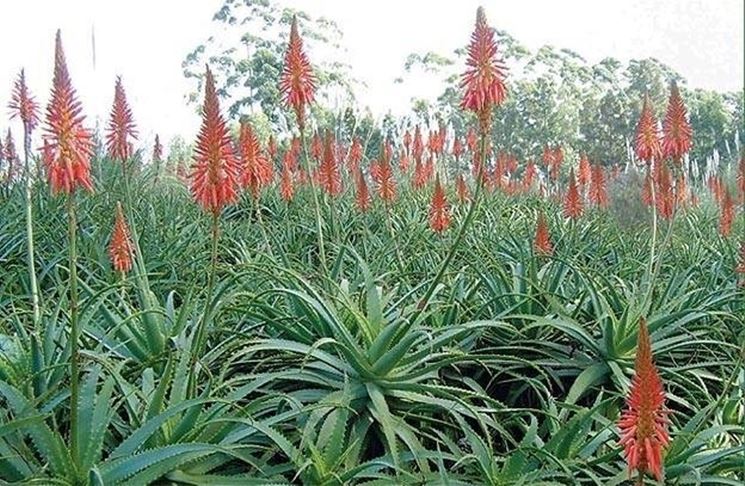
9 69 41 327
279 15 326 272
43 30 94 467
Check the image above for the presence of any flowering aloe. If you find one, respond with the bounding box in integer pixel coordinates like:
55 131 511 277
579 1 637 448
655 163 675 220
455 173 469 202
318 132 342 196
9 69 40 134
238 121 272 199
618 318 669 483
280 159 294 202
589 164 608 208
534 211 553 256
661 82 692 163
719 188 734 237
429 175 450 233
563 170 583 219
348 137 363 173
109 202 134 273
279 16 316 131
635 94 661 164
578 155 591 189
354 168 371 213
43 30 93 194
105 76 138 162
461 6 507 133
189 66 241 215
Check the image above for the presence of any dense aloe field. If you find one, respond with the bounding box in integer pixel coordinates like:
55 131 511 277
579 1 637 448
1 4 745 486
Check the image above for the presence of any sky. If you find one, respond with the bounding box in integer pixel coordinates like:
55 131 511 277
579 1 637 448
0 0 742 151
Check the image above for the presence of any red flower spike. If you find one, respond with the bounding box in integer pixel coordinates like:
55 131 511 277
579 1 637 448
455 173 470 203
109 202 134 273
280 160 294 202
719 188 734 237
318 132 342 196
105 76 138 162
635 94 661 164
279 16 316 131
349 137 363 172
429 175 451 233
578 155 591 188
460 6 507 133
239 121 272 199
661 82 692 163
43 30 94 194
534 211 553 256
399 151 410 173
311 132 322 161
563 170 583 219
453 137 463 160
354 168 371 212
589 164 608 208
523 160 536 189
9 69 40 133
618 318 669 483
655 163 675 220
189 66 241 215
375 148 396 204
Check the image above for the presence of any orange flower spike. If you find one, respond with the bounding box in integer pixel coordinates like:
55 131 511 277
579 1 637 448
641 172 653 207
399 151 410 173
280 161 294 202
109 202 134 273
589 164 608 208
310 132 322 161
460 6 507 133
523 160 536 189
661 82 692 163
429 175 451 233
550 146 564 181
189 66 241 215
719 188 734 237
655 163 675 220
43 30 94 194
562 169 583 219
466 127 477 153
534 211 553 256
635 94 661 164
238 121 271 198
105 76 138 161
618 318 669 483
577 155 591 188
354 168 371 213
376 152 396 204
279 16 316 131
349 137 363 172
319 131 342 196
9 69 40 133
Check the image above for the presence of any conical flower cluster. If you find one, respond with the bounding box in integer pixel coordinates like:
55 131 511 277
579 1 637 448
109 202 134 273
238 121 272 199
634 94 661 164
105 76 138 161
618 318 669 482
279 16 316 131
9 69 40 134
429 175 450 233
534 211 553 256
43 30 94 194
460 6 507 133
354 168 371 212
318 132 342 196
661 82 692 163
563 170 583 219
189 66 241 215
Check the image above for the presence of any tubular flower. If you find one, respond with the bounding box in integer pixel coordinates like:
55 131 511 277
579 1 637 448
239 121 272 198
618 318 669 483
348 137 363 173
460 6 507 133
375 153 396 204
719 188 734 237
354 168 371 212
577 155 591 188
43 30 94 194
279 16 316 131
589 164 608 208
455 173 470 202
562 170 583 219
661 82 692 163
189 66 241 215
429 175 451 233
9 69 40 133
109 202 134 273
655 163 675 220
318 132 342 196
105 76 138 161
534 211 553 256
634 94 661 164
280 160 294 202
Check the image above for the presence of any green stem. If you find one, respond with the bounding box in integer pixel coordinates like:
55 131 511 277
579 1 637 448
194 213 220 360
22 124 40 327
300 129 328 275
66 194 80 466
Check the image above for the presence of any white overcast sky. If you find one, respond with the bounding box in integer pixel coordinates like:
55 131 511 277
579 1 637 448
0 0 742 150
